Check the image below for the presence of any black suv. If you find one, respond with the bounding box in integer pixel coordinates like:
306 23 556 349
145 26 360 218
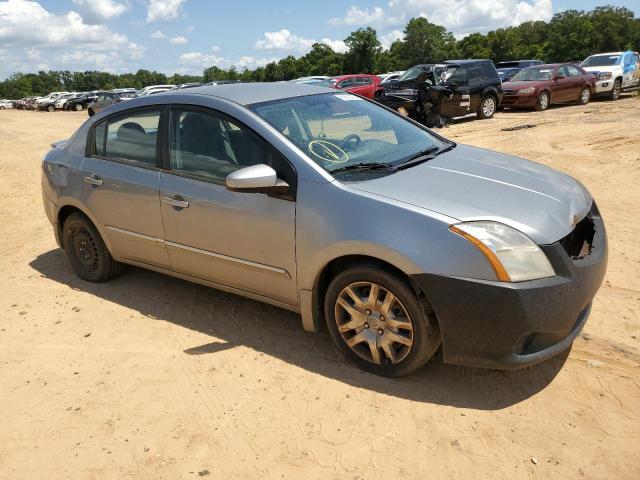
376 59 503 127
87 91 136 116
65 92 99 111
495 59 543 82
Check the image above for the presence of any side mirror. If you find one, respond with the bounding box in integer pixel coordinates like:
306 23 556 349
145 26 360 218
225 164 290 195
555 74 565 80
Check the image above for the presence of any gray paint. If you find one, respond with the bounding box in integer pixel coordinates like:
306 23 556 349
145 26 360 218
42 84 596 332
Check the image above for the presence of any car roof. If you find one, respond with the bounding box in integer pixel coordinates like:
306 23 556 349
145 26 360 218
174 82 334 105
445 59 492 65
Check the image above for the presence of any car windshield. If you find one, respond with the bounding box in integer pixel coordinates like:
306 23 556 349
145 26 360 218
397 66 428 81
250 93 448 174
581 54 621 67
511 67 554 81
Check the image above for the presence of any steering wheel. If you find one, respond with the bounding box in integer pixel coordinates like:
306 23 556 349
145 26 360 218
340 134 362 149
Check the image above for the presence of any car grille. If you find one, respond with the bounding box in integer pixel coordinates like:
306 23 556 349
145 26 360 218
559 204 597 259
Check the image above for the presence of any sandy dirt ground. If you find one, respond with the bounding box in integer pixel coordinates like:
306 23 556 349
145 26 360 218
1 97 639 479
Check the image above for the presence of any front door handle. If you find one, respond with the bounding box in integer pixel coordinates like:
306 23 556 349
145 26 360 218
162 195 189 209
84 174 103 186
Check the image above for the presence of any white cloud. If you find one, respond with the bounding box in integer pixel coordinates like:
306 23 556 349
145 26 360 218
169 35 187 44
150 29 166 39
0 0 128 48
71 0 129 24
328 0 553 37
0 0 141 78
146 0 186 23
380 30 403 49
320 38 348 53
255 29 348 54
185 25 194 33
179 48 278 72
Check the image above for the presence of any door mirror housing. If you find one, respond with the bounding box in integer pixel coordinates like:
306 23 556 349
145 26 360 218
226 164 289 194
555 74 565 80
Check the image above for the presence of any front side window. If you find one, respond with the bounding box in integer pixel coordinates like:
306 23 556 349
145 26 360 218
169 109 281 183
444 67 467 86
95 109 160 166
338 78 354 89
250 93 448 175
567 65 582 77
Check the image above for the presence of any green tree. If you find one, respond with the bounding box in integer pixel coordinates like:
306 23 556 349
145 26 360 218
344 27 381 73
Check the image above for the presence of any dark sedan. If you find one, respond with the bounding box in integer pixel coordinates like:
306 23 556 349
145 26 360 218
502 63 596 110
88 91 136 116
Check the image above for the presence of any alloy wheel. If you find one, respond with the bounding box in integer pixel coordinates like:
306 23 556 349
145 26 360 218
612 81 621 100
482 97 496 117
581 88 590 104
539 92 549 110
334 281 414 365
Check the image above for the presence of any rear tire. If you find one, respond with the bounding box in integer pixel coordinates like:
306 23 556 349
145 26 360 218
75 103 83 111
88 108 94 117
535 91 550 111
577 87 591 105
324 265 440 377
477 95 496 119
62 213 123 282
609 79 621 101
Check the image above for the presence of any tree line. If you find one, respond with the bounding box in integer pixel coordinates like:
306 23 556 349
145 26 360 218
1 5 638 99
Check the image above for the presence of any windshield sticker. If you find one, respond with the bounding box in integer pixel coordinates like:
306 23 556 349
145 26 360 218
539 69 552 72
335 94 362 101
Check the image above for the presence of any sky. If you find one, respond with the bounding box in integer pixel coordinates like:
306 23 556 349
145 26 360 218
0 0 638 79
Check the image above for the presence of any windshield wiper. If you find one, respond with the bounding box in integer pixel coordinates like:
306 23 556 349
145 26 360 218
393 144 455 170
329 162 397 174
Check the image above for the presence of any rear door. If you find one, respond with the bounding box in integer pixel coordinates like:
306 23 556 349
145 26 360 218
158 106 298 306
552 66 573 102
349 77 374 98
81 107 169 267
566 65 585 99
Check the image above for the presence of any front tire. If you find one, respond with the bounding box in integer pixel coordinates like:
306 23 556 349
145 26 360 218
609 79 622 101
324 266 440 377
477 95 496 119
75 103 83 111
88 108 94 117
535 91 550 111
47 105 54 112
63 213 123 282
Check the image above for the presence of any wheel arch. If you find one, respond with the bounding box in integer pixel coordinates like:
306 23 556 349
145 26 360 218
56 201 114 254
304 253 434 333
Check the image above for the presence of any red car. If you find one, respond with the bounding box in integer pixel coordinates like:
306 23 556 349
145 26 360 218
501 63 596 111
318 74 382 99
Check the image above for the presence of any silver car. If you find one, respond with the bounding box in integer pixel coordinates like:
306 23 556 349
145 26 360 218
41 83 607 376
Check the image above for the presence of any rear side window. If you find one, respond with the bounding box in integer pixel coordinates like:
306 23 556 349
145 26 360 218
93 109 161 166
468 66 488 84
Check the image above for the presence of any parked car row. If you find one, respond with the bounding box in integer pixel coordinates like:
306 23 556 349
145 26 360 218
371 51 640 127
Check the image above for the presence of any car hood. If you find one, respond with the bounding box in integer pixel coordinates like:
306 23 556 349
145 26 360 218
348 144 592 244
582 65 620 73
502 80 548 90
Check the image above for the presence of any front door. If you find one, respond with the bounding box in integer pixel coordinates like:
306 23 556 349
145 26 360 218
159 107 297 306
440 67 470 117
81 108 169 267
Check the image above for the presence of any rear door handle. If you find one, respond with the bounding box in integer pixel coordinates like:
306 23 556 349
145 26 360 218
84 174 103 186
161 195 189 209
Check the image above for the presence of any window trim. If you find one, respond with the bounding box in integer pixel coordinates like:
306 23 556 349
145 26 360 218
87 105 166 171
162 104 298 197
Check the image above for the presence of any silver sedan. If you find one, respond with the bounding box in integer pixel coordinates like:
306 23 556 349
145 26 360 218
41 83 607 376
